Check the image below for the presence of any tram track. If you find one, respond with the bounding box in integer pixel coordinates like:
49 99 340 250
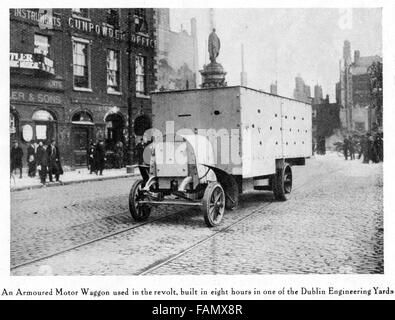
11 161 344 273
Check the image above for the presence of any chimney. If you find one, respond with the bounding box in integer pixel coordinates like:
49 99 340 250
354 50 360 63
343 40 351 63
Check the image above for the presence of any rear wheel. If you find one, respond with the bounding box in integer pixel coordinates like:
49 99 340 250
129 179 151 221
202 182 225 227
272 163 292 201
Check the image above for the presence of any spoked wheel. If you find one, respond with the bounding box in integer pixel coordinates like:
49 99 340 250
202 182 226 227
272 163 293 201
129 179 151 221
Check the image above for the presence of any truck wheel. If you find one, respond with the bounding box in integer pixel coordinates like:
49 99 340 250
129 179 151 221
272 163 292 201
202 182 225 227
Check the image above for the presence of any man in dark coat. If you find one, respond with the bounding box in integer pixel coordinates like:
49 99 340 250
136 138 145 165
359 133 370 163
349 136 355 160
27 141 37 177
94 140 106 175
87 139 96 174
36 142 48 185
374 132 383 162
10 141 23 178
115 140 124 169
47 140 63 182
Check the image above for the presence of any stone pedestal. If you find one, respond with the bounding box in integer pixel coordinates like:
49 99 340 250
200 62 227 88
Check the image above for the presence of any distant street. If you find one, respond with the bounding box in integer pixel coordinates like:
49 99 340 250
11 153 383 275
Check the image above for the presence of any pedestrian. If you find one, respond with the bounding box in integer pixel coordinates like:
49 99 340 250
87 139 96 174
349 136 355 160
94 140 106 175
359 133 370 163
320 136 326 155
36 142 48 186
47 139 63 182
343 136 349 160
27 140 37 177
10 141 23 178
115 140 124 168
368 134 379 163
374 132 383 162
136 138 145 164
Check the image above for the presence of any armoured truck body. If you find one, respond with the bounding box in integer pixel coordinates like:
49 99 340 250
129 86 312 227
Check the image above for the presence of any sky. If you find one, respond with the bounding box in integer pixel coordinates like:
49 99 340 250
170 8 382 102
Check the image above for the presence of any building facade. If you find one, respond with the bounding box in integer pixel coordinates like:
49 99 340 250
293 75 312 104
10 8 157 168
312 95 341 141
155 8 199 91
337 40 381 133
313 84 323 104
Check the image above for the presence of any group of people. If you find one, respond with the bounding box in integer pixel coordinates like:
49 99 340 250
87 139 125 175
343 132 383 163
10 140 63 186
87 139 107 175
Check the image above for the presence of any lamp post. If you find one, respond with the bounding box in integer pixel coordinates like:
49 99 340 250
127 10 134 165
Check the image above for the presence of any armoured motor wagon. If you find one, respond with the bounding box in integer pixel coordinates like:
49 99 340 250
129 86 312 227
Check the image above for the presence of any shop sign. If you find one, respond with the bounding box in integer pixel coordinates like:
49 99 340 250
36 125 47 140
10 90 62 105
22 124 33 142
131 34 156 48
11 9 62 29
10 52 55 75
68 17 126 41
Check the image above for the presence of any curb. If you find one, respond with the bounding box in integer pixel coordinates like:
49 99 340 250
11 173 139 192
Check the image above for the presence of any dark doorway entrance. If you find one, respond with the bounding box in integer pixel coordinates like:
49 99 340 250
105 113 125 150
72 111 94 167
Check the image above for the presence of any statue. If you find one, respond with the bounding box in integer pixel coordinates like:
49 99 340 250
208 28 221 63
200 28 226 88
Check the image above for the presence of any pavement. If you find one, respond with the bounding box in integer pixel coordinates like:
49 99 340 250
10 152 383 275
10 167 137 192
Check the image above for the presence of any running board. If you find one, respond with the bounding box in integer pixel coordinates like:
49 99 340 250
139 200 202 207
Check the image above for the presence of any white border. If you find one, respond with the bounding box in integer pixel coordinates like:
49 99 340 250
1 0 394 301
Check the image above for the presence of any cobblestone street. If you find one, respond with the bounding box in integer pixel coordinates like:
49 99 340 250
10 154 383 275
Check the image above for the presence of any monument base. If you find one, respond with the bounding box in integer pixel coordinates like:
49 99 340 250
200 62 227 88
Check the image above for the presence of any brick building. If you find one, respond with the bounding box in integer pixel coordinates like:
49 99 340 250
10 8 157 169
155 8 199 91
336 40 382 133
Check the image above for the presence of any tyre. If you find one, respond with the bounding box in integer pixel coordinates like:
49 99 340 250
129 179 151 221
272 163 292 201
202 182 226 227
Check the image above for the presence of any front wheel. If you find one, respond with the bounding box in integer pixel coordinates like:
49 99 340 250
272 163 292 201
129 179 151 221
202 182 225 227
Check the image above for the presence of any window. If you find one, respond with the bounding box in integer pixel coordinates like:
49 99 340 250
73 39 90 89
135 55 146 95
107 49 120 93
72 8 89 19
106 9 119 27
34 34 50 56
72 111 93 123
32 110 55 121
134 9 146 19
134 9 148 34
